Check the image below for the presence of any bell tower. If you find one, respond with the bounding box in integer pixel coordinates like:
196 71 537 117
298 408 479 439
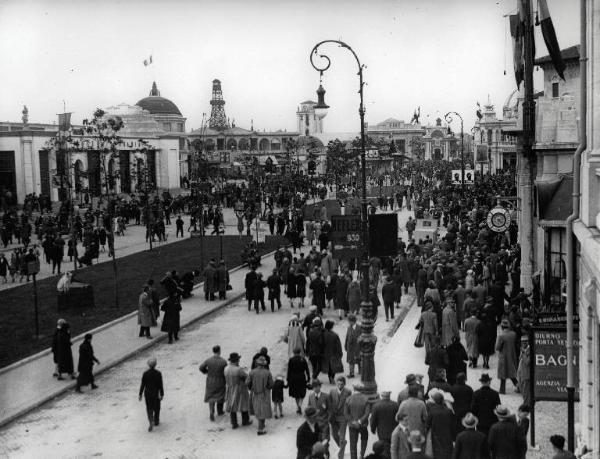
208 79 229 130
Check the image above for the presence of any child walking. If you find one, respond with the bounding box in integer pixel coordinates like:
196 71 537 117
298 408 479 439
272 375 287 418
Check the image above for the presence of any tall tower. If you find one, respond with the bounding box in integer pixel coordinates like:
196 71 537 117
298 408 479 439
208 79 229 130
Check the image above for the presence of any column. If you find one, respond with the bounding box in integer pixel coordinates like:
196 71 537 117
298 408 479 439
517 143 534 292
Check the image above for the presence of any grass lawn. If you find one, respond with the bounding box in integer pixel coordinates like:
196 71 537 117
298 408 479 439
0 235 284 368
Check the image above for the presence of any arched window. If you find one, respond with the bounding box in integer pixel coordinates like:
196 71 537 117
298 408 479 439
226 138 238 150
259 138 270 151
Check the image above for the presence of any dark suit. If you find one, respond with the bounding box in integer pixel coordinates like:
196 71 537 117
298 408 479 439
487 419 527 459
370 398 399 456
244 270 257 310
452 429 490 459
449 382 474 432
470 386 501 435
139 368 164 425
297 421 321 459
427 403 455 459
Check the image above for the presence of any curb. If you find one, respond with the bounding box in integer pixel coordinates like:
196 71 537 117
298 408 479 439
0 249 281 428
387 294 417 337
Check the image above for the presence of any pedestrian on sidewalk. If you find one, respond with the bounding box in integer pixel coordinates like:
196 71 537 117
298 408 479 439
215 260 230 300
199 345 227 421
426 391 456 459
224 352 252 429
307 379 331 443
252 272 267 314
452 413 490 459
307 318 325 379
160 291 182 343
285 314 305 358
464 309 480 368
147 279 160 324
396 385 428 437
470 373 501 436
246 355 273 435
321 320 344 384
175 215 184 237
138 357 164 432
297 407 323 459
138 285 155 339
287 347 311 414
328 375 351 458
488 405 527 459
52 319 75 380
245 265 258 311
382 276 395 322
549 434 577 459
345 386 370 459
272 375 287 418
75 333 99 392
310 270 327 314
202 259 217 301
495 318 519 394
370 390 399 458
267 268 282 312
344 314 361 378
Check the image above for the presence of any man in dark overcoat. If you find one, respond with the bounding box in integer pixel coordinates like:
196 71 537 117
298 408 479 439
470 373 501 435
202 260 217 301
426 391 455 459
245 265 258 311
52 319 75 380
487 405 527 459
452 413 490 459
76 333 99 392
310 271 327 314
370 390 399 458
297 407 322 459
139 357 164 432
199 344 227 421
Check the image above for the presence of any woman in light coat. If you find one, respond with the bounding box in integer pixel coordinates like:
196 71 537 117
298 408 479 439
285 315 305 358
224 353 251 428
246 355 273 435
138 285 155 339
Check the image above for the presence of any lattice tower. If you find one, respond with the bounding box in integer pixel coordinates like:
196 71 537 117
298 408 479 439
208 79 229 130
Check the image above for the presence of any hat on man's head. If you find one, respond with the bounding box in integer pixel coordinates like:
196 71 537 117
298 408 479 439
479 373 492 383
462 413 479 429
404 374 417 384
228 352 241 362
494 405 512 420
550 434 566 449
304 406 318 419
372 440 385 455
407 430 425 447
380 391 391 399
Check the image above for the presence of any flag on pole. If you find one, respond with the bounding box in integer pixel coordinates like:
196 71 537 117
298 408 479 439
509 13 524 88
476 102 483 120
58 112 71 131
143 55 153 67
538 0 565 79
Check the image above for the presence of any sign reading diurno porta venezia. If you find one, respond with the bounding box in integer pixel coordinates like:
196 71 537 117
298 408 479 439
532 328 579 401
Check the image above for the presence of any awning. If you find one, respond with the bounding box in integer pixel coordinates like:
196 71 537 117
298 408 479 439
258 155 279 165
536 176 573 221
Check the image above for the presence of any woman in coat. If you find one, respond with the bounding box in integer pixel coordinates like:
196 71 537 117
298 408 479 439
334 273 349 319
161 292 182 343
495 319 519 394
287 267 297 308
392 267 403 308
279 258 290 294
52 320 75 380
295 272 307 308
287 347 311 414
477 311 497 369
445 335 468 385
321 320 343 383
224 352 251 428
346 278 362 315
285 315 305 358
76 333 99 391
138 285 155 339
215 260 230 300
246 355 273 435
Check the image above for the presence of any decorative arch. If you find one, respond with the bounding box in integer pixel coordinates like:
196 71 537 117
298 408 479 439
259 138 270 151
270 139 281 151
431 130 444 139
238 138 249 150
226 138 238 150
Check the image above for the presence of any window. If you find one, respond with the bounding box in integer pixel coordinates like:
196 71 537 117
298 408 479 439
552 82 559 98
397 139 406 153
162 122 171 132
545 227 567 312
177 122 184 132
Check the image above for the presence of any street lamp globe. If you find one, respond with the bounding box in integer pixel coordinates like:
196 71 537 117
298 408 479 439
314 84 329 119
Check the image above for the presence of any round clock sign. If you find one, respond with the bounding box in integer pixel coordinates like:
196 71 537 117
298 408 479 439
487 206 511 233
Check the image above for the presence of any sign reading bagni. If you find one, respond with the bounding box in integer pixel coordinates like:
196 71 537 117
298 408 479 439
533 329 579 401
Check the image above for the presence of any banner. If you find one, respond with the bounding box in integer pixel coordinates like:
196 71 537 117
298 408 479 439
451 170 475 185
476 145 488 163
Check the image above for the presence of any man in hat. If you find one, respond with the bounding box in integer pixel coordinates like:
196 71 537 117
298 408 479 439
345 314 361 378
398 374 425 404
390 412 411 459
139 357 164 432
345 386 370 459
405 430 431 459
310 271 327 314
328 375 351 459
495 318 518 394
396 384 427 437
303 305 320 337
199 345 227 421
470 374 501 436
307 318 325 379
246 355 273 435
364 440 386 459
245 265 258 311
297 407 324 459
452 412 489 459
453 280 467 330
426 391 455 459
202 260 217 301
488 405 527 459
224 352 252 429
307 379 330 442
370 390 399 458
549 434 577 459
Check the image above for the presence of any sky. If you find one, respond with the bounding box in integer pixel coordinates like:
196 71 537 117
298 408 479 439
0 0 580 134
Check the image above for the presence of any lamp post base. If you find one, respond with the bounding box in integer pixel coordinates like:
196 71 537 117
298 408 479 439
357 299 378 399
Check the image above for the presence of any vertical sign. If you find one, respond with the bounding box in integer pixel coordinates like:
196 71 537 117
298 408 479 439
330 215 361 260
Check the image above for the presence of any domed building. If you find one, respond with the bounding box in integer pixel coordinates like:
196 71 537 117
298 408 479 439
136 81 187 133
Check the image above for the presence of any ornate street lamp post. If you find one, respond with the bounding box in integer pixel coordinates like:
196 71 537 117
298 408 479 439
444 111 464 194
310 40 377 397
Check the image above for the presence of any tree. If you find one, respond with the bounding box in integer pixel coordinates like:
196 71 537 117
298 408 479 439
409 136 425 160
326 139 357 180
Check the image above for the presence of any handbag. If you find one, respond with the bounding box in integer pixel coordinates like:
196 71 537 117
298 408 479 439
414 326 424 348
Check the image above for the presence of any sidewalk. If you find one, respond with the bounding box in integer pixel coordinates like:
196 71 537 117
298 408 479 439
0 250 277 428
